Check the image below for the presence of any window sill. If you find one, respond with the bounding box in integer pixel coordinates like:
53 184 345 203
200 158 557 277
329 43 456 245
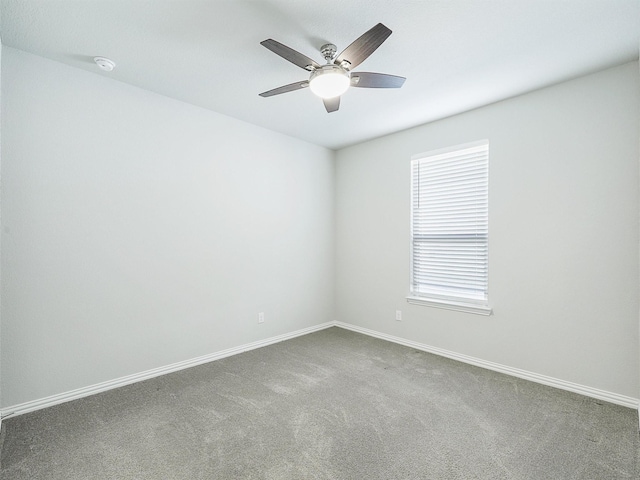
406 296 492 316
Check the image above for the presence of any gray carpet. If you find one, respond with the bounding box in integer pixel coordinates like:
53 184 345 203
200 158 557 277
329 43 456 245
1 327 638 479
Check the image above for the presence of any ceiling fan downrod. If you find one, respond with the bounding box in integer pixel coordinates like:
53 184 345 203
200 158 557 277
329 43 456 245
320 43 337 63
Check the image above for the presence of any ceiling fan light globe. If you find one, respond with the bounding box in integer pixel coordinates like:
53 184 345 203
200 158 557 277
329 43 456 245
309 67 350 99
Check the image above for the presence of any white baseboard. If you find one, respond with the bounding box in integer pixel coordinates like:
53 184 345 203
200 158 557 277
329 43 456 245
334 321 639 410
2 320 637 420
0 322 335 420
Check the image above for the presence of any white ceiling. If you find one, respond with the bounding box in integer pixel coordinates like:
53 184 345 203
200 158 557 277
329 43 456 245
1 0 638 150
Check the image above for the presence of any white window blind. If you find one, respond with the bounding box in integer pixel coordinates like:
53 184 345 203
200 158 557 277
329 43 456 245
410 141 489 311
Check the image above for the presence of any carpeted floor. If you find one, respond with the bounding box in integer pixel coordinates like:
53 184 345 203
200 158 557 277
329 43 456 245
1 327 638 479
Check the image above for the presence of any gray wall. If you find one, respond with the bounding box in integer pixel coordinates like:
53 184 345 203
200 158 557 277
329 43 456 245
0 47 335 407
2 47 638 410
0 31 3 418
335 62 640 399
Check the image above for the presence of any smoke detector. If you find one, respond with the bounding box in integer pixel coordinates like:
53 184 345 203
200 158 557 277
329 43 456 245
94 57 115 72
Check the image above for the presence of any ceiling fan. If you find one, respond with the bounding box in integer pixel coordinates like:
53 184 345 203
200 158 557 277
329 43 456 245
259 23 406 113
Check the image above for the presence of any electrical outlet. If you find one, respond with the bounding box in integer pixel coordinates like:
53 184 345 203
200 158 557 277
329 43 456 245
258 312 265 324
395 310 402 321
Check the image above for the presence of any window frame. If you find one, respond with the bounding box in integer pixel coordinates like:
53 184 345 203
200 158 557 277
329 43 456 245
407 140 492 316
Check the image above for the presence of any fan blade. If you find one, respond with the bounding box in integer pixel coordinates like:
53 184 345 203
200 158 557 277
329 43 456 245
323 96 340 113
260 39 321 71
259 81 309 97
351 72 406 88
334 23 392 70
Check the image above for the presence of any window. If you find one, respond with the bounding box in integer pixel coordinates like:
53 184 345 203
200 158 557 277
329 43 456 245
407 140 491 315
